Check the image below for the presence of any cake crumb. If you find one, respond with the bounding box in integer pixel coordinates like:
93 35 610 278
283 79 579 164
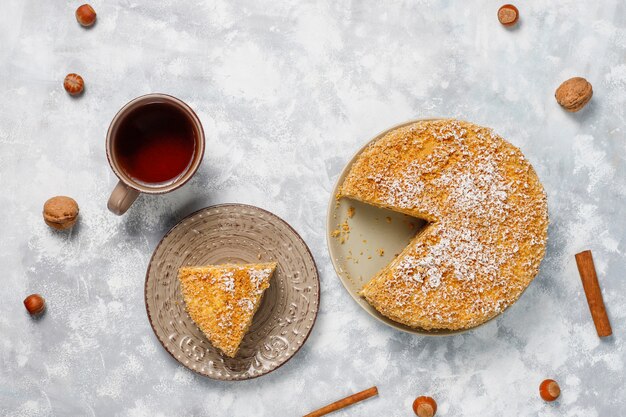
327 219 350 244
386 216 392 223
377 248 385 256
346 249 361 264
347 206 355 218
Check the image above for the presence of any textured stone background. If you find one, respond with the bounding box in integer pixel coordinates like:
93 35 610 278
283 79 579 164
1 1 624 416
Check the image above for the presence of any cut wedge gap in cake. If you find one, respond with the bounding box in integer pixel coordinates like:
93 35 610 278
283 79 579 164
332 197 427 263
178 262 277 358
330 197 428 296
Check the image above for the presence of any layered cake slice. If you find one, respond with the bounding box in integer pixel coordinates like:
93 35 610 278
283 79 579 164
178 263 276 357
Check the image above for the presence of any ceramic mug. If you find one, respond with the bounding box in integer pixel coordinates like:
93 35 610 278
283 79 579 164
106 94 205 215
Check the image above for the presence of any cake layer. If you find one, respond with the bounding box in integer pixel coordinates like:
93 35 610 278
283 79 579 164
178 263 276 357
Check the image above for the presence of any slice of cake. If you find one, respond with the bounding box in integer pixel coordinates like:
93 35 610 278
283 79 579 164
178 263 276 357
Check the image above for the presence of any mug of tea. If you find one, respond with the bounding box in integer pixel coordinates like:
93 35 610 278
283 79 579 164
106 94 205 215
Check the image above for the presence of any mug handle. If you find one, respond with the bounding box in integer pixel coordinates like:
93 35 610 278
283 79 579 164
107 181 140 215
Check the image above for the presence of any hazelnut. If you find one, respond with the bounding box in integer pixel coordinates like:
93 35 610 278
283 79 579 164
43 196 79 230
498 4 519 26
539 379 560 402
413 396 437 417
555 77 593 112
75 4 97 27
64 73 84 96
24 294 46 315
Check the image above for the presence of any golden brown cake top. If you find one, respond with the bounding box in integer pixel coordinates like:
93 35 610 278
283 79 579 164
340 119 548 330
178 263 276 357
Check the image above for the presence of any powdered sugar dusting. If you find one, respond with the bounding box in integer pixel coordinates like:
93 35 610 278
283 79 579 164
221 271 235 293
249 267 273 294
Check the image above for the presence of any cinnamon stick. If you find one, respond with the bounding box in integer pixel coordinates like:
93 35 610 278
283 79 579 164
303 386 378 417
575 250 612 337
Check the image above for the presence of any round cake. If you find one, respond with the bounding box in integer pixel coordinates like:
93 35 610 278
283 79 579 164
339 119 548 331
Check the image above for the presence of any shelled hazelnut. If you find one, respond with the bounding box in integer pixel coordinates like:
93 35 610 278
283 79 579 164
24 294 46 315
413 396 437 417
63 74 84 96
498 4 519 26
76 4 97 27
539 379 561 402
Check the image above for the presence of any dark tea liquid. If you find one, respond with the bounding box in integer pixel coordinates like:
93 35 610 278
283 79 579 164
114 103 195 185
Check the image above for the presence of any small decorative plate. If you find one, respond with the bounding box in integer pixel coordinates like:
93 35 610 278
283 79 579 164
145 204 320 380
327 119 475 335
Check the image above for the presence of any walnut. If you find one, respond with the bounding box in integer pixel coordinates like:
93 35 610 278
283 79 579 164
43 196 79 230
555 77 593 112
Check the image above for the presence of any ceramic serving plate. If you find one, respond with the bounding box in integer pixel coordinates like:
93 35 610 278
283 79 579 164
327 119 490 336
146 204 320 380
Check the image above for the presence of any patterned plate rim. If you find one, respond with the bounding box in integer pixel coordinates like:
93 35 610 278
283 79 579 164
145 203 321 380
